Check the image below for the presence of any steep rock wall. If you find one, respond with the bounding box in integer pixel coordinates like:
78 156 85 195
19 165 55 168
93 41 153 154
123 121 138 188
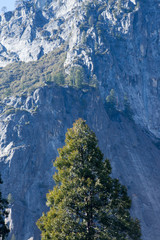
0 85 160 240
0 0 159 137
0 0 160 239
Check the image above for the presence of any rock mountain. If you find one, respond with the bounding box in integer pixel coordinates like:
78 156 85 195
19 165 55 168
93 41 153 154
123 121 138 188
0 0 160 239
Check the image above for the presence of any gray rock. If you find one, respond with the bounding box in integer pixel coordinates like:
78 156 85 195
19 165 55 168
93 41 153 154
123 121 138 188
0 85 160 240
0 0 160 239
0 0 159 138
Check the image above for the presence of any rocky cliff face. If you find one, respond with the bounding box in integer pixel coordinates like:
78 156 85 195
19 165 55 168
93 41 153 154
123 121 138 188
0 0 160 239
0 0 160 137
1 85 160 240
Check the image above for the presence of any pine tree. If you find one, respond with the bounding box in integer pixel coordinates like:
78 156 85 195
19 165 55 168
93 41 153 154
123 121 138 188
0 174 10 240
75 69 83 88
105 89 117 117
37 119 141 240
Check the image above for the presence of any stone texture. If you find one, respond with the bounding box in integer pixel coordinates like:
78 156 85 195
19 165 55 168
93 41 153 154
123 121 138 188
0 85 160 240
0 0 159 137
0 0 160 239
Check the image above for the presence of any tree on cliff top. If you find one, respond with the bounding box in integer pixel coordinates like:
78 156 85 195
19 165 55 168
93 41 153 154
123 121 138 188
0 174 10 240
37 119 141 239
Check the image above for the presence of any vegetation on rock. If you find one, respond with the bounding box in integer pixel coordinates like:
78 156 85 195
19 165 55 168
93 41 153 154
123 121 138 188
0 45 66 99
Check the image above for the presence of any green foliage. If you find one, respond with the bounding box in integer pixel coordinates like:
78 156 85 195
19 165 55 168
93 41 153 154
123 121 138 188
79 0 137 42
135 1 140 10
53 72 65 85
0 43 99 100
7 193 14 205
90 74 99 88
69 67 85 88
106 89 116 105
105 89 118 117
75 70 83 88
37 119 141 240
0 45 66 99
0 174 10 239
80 1 102 34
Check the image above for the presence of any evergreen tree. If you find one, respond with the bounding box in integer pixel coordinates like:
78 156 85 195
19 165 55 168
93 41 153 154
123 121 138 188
105 89 119 118
0 174 10 240
53 72 65 85
37 119 141 240
69 67 84 87
75 69 83 88
105 89 116 111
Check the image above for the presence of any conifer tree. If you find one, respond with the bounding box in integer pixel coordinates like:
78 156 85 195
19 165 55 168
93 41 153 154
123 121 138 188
105 89 117 117
37 119 141 240
0 174 10 240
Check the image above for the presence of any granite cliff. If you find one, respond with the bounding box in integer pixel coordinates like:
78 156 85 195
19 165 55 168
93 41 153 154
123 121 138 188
0 0 160 239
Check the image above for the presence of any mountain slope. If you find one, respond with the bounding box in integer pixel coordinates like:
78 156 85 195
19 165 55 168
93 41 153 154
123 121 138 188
0 0 160 239
0 0 160 137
